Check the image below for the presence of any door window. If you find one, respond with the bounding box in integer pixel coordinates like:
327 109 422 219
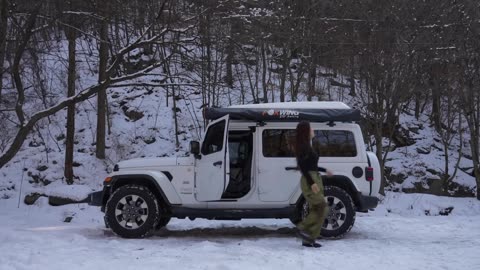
262 129 296 157
201 120 226 155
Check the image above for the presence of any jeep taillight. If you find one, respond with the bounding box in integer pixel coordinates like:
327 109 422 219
365 167 374 181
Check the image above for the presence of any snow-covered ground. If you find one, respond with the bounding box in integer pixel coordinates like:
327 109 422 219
1 193 479 270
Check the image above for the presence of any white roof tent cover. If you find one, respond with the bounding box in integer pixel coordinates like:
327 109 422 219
204 102 361 122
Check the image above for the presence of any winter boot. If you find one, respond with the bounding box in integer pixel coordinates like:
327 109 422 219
302 240 322 248
296 228 314 242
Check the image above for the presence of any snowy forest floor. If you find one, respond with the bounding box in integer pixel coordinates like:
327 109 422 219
1 193 479 270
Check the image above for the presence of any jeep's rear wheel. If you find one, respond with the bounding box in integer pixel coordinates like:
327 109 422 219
105 185 160 238
299 186 356 239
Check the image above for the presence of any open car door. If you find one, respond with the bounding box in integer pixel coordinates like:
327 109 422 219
195 114 230 201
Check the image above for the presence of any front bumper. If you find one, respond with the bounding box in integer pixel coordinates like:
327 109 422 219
88 190 104 206
88 185 111 212
356 194 379 212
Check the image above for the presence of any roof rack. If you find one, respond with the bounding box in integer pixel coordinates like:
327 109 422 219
204 102 361 122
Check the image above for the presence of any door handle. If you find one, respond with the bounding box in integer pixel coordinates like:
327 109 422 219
285 166 298 171
213 161 223 166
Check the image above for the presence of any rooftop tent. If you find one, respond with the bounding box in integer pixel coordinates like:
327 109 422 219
204 102 361 122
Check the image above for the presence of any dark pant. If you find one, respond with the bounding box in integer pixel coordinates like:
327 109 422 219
297 171 329 239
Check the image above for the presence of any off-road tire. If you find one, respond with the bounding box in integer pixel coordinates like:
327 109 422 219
105 185 160 238
295 186 356 239
155 216 171 230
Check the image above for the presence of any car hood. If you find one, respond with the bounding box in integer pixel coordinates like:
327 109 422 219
116 157 193 169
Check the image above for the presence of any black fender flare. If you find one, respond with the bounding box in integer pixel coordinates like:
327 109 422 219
104 174 173 208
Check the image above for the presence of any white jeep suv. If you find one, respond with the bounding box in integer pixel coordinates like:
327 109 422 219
89 102 380 238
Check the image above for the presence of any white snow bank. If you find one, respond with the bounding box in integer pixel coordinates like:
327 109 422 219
0 202 479 270
43 184 93 201
371 192 480 216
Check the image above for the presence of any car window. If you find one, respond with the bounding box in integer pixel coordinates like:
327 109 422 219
201 120 226 155
262 129 357 157
313 130 357 157
262 129 296 157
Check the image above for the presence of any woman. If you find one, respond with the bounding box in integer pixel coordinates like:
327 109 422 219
295 121 331 248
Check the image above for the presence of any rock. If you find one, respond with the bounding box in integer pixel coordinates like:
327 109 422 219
143 137 156 144
384 166 408 184
24 193 46 205
56 134 65 141
122 106 144 121
439 207 454 216
446 181 476 197
37 165 48 172
388 172 407 184
408 126 420 134
392 126 416 147
28 140 43 147
416 147 431 155
426 168 441 176
48 196 84 206
402 178 475 197
64 216 73 223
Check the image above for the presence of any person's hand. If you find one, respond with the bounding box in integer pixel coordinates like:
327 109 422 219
326 170 333 177
311 183 320 194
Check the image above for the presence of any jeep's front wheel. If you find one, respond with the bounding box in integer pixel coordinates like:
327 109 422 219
105 185 160 238
299 186 356 239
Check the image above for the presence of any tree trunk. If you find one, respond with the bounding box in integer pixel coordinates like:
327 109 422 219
172 85 179 148
375 128 386 195
443 143 449 191
431 90 441 132
467 119 480 200
225 27 234 88
349 54 356 97
261 42 268 103
279 47 289 102
414 91 421 119
64 27 76 184
0 0 8 102
12 5 41 126
96 4 108 159
430 68 442 132
307 57 316 101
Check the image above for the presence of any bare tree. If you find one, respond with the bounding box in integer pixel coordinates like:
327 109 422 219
437 83 463 192
63 3 80 185
0 0 8 102
0 1 192 169
95 0 109 159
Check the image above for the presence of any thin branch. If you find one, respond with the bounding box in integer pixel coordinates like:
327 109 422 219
109 83 200 88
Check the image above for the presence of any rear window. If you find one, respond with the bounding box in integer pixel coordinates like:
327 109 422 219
313 130 357 157
262 129 357 157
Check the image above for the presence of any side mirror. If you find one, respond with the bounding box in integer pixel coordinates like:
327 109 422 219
190 141 200 158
